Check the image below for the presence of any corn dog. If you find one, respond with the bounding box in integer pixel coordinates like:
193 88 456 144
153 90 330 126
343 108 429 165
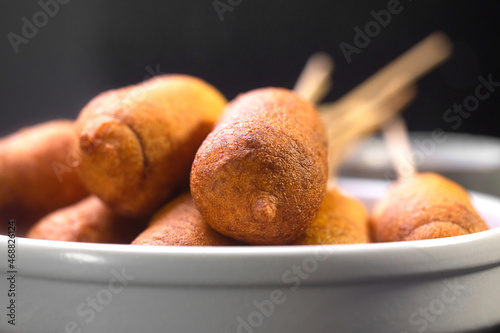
27 196 146 243
190 87 328 245
370 172 489 242
0 120 88 236
131 193 241 246
292 186 369 245
73 74 226 218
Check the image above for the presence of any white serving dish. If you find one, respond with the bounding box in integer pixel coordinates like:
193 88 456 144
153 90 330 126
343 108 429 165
1 177 499 333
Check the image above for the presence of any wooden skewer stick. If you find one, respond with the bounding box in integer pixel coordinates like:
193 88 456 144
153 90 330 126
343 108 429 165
318 31 452 121
382 116 417 179
327 85 416 151
335 31 451 106
324 74 416 137
319 31 452 177
326 76 417 176
293 52 334 104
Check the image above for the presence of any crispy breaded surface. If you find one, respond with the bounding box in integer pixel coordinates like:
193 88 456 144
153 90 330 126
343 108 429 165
27 196 146 243
292 186 369 245
370 172 489 242
0 120 88 236
190 87 328 245
74 75 226 218
131 193 241 246
403 221 468 241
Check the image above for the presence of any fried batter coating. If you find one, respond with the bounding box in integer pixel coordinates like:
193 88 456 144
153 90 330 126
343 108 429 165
370 172 489 242
292 186 369 245
190 88 328 245
0 120 88 236
131 193 241 246
27 196 146 243
74 75 226 218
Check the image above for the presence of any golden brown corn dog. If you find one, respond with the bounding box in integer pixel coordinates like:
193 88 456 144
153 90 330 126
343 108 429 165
131 193 241 246
190 87 328 245
27 196 146 243
0 120 89 236
292 186 369 245
73 75 226 218
370 172 489 242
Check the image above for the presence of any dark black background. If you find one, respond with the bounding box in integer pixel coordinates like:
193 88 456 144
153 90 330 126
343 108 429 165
1 3 500 331
1 0 499 137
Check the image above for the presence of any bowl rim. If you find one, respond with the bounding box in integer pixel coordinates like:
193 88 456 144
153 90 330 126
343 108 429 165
2 177 500 286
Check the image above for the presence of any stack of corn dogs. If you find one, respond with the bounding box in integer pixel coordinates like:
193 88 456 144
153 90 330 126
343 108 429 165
0 32 490 246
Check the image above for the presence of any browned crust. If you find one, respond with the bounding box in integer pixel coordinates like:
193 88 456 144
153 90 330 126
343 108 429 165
370 172 490 242
403 221 468 241
73 75 227 218
292 186 369 245
27 196 146 243
131 193 241 246
190 87 328 245
0 120 89 236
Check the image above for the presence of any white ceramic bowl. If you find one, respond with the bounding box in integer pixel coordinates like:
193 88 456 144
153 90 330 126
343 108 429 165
1 178 500 333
